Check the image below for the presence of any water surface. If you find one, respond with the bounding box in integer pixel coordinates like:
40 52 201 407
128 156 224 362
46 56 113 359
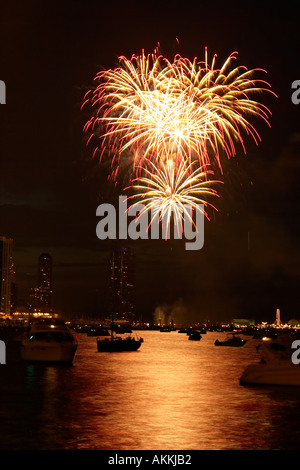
1 330 300 450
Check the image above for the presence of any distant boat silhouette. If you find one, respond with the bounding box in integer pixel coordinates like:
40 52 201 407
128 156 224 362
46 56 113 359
215 334 246 347
188 331 202 341
96 314 143 353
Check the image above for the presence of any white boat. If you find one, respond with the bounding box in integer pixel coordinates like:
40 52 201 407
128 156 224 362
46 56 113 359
21 319 78 364
240 334 300 387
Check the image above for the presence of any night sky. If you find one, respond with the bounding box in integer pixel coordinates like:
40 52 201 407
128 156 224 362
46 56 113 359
0 1 299 323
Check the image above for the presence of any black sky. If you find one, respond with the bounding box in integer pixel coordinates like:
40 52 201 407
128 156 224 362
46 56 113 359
0 1 299 323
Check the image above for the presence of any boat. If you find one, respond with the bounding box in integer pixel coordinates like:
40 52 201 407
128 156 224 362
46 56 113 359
112 324 133 334
21 319 78 364
240 334 300 386
87 326 110 337
97 332 143 352
215 333 247 347
160 326 171 332
97 307 143 353
188 331 202 341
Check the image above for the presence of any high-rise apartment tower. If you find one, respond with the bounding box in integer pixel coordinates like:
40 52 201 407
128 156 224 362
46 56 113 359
0 236 13 315
38 252 53 312
109 248 135 323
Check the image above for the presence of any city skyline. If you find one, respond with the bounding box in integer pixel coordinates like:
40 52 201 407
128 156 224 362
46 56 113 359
0 2 299 324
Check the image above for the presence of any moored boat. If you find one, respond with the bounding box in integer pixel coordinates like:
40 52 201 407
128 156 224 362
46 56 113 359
21 319 78 364
160 326 171 332
215 334 247 347
188 331 202 341
97 334 143 352
240 361 300 387
240 334 300 386
87 326 110 337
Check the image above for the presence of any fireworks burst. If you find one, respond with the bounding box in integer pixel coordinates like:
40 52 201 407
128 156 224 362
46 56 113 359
82 46 275 232
126 157 221 238
83 47 274 171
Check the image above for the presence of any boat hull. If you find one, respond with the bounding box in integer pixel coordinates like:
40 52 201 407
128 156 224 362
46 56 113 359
215 339 246 347
97 338 142 352
20 320 78 364
240 361 300 387
21 341 77 363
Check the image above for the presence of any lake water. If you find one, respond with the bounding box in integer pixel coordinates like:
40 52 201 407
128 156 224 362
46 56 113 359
1 329 300 450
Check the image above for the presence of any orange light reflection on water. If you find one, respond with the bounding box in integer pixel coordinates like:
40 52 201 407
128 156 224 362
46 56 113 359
12 330 300 450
